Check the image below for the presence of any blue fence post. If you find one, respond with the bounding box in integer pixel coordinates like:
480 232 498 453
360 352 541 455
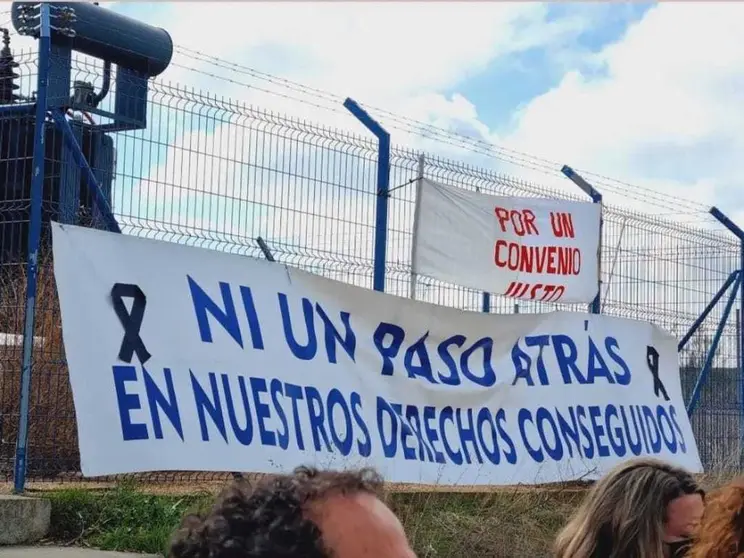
678 270 740 352
686 273 741 416
343 98 390 293
482 293 491 313
13 2 51 494
49 109 121 233
709 207 744 452
561 165 603 314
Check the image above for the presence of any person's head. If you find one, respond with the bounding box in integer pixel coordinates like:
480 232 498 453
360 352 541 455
168 466 416 558
554 458 703 558
687 477 744 558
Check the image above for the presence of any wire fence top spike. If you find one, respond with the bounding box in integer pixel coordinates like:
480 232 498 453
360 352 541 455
711 206 744 240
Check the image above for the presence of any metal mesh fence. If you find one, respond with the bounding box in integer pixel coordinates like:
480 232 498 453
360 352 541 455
0 44 741 484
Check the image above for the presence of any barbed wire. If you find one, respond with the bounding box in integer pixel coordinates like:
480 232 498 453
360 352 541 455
168 61 346 118
0 22 715 217
169 52 679 211
172 44 709 215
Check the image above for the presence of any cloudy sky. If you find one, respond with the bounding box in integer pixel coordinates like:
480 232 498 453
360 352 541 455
109 0 742 226
2 2 741 222
3 2 739 222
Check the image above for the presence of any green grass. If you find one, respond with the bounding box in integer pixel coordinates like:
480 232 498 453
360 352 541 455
43 483 584 557
392 489 583 557
46 483 211 556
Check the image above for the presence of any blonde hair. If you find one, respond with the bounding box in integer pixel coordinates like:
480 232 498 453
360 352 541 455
687 477 744 558
554 458 701 558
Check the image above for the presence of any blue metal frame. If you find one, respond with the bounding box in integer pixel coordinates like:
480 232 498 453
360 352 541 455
561 165 603 314
709 206 744 449
12 3 129 492
343 98 390 293
13 1 51 494
679 270 740 352
12 1 169 133
687 273 742 416
50 109 120 233
482 292 490 313
0 103 35 116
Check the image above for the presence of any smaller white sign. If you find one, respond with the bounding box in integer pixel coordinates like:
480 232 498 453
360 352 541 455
412 178 601 304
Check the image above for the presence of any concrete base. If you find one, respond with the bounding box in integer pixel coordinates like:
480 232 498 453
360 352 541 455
0 495 51 545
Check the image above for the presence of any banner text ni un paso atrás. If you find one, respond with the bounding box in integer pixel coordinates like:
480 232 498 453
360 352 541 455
51 222 700 483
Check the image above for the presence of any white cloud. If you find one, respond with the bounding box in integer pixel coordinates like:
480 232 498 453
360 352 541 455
504 2 744 221
159 2 585 104
127 1 598 156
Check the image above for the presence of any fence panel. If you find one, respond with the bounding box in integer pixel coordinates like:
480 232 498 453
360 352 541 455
1 52 741 484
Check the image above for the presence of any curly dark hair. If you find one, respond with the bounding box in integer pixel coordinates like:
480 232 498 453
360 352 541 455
168 466 385 558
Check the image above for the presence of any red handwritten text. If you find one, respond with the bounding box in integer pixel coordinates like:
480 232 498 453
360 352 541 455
494 240 581 276
549 211 575 238
494 207 539 237
504 281 565 301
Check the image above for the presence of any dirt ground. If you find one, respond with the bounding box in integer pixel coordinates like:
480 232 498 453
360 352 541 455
0 476 590 496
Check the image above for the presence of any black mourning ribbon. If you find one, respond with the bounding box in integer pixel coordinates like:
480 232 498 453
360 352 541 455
111 283 151 365
646 346 669 401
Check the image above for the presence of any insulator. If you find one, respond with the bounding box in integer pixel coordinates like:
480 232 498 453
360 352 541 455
0 29 20 104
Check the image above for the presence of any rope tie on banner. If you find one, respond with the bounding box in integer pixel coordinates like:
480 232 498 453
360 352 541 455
646 346 669 401
111 283 151 364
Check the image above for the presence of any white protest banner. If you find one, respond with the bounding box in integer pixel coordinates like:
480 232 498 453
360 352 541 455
52 222 701 484
412 178 601 304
